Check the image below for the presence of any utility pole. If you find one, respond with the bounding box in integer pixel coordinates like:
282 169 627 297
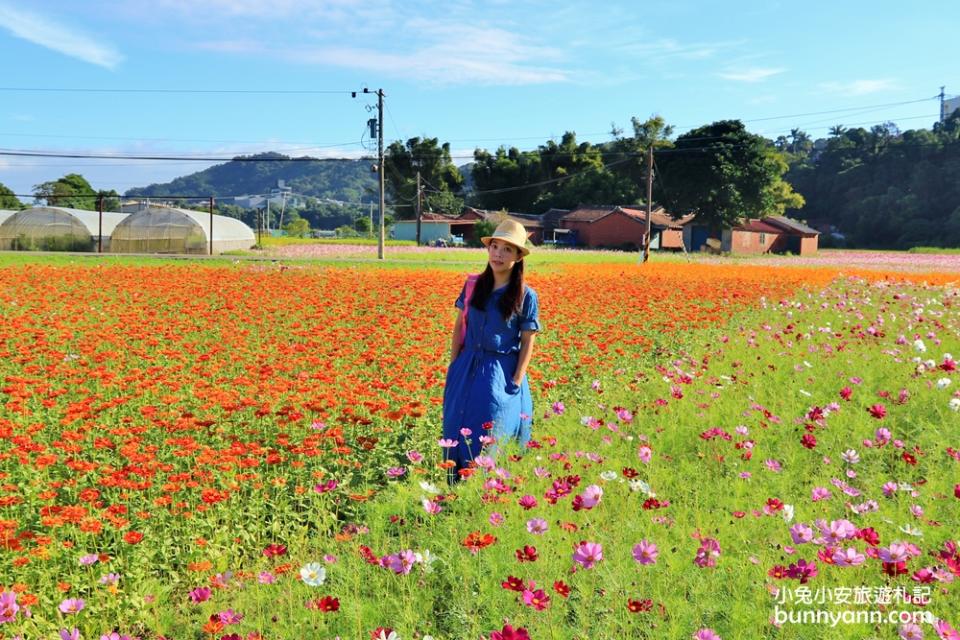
940 86 947 123
209 196 214 256
642 146 654 263
363 88 386 259
97 194 104 254
415 171 423 246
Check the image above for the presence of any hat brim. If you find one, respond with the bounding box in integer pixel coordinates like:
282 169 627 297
480 235 530 258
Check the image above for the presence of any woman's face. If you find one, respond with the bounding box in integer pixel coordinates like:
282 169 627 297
487 238 520 277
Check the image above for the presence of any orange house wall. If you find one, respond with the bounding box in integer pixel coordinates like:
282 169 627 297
563 213 646 248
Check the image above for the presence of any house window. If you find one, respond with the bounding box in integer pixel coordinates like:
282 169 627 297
760 233 766 245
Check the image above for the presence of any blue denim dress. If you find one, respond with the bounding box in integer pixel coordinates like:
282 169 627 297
441 283 540 478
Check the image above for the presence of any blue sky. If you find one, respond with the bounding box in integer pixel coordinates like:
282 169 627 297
0 0 956 197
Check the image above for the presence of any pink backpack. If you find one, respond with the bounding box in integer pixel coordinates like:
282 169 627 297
459 274 479 348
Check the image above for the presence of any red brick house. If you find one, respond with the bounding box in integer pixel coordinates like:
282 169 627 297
558 205 688 250
721 216 820 255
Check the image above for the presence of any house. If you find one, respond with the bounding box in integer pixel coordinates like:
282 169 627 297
557 205 688 250
720 215 820 255
460 207 545 244
391 212 468 244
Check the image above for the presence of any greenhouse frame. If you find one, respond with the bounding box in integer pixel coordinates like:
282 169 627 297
108 206 255 255
0 207 128 252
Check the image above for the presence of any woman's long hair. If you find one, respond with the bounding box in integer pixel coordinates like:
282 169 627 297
470 259 525 321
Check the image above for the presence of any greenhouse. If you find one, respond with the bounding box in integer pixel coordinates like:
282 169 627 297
0 207 128 251
109 206 255 254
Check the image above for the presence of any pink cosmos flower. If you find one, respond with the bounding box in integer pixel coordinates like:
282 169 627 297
879 542 911 564
460 427 473 437
218 609 244 624
522 587 550 610
491 624 531 640
488 512 504 526
422 498 442 515
819 519 857 544
258 571 276 584
58 598 85 614
552 401 565 415
189 587 212 603
59 629 80 640
638 445 652 464
577 485 603 509
694 538 721 568
406 450 423 463
0 591 19 623
882 482 899 497
832 548 866 566
632 539 659 565
789 524 814 545
867 404 887 419
693 629 722 640
572 541 603 569
899 623 923 640
438 438 459 448
935 619 960 640
526 518 548 535
518 495 537 510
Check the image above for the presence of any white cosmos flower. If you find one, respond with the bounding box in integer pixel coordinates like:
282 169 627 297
937 378 952 390
949 398 960 412
599 470 618 481
913 339 927 353
781 504 795 523
419 481 441 495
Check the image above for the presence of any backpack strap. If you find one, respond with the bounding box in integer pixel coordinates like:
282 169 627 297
459 274 479 348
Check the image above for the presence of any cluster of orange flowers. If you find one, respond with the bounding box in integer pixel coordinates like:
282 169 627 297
0 261 916 574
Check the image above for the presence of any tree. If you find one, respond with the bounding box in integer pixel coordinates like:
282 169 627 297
656 120 803 232
354 216 372 235
283 217 311 238
609 115 674 193
33 173 119 211
0 182 23 209
384 137 464 217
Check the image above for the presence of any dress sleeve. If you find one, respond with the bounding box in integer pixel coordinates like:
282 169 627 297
518 287 541 332
454 283 466 310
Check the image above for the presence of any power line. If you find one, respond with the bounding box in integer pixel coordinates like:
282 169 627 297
0 87 355 95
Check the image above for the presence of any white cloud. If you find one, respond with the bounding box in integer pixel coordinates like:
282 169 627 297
0 3 123 69
199 18 569 86
718 67 785 83
819 79 898 96
617 38 746 61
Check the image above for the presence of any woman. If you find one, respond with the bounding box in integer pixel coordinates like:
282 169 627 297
441 219 541 482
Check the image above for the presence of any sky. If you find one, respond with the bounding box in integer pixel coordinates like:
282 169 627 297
0 0 957 199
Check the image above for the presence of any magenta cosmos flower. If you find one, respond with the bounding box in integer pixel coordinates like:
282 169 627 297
573 541 603 569
632 539 659 565
693 629 721 640
58 598 85 614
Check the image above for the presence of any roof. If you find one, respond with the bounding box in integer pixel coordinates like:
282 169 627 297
457 207 543 228
113 206 254 243
763 215 821 235
733 219 783 234
562 205 684 229
0 210 17 225
2 206 130 236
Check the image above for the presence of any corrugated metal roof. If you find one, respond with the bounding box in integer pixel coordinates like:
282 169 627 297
734 219 782 233
764 215 820 235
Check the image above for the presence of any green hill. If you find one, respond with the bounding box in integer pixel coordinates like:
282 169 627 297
125 152 377 202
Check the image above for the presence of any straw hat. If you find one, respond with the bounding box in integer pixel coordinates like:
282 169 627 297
480 219 531 258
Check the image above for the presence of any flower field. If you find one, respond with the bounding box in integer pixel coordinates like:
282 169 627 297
1 259 959 640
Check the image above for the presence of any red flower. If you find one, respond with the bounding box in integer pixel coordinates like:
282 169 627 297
839 386 852 400
768 565 788 579
490 624 530 640
867 404 887 419
553 580 570 598
515 545 538 562
902 452 917 466
370 628 393 640
123 531 143 545
501 576 524 592
315 596 340 612
800 434 817 449
627 598 653 613
621 467 638 478
462 531 496 553
262 543 287 558
954 484 960 499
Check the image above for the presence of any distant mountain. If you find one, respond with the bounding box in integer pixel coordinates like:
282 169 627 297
125 152 377 203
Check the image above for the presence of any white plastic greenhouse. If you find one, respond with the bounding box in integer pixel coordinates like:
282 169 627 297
0 206 129 251
108 206 254 254
0 210 17 225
